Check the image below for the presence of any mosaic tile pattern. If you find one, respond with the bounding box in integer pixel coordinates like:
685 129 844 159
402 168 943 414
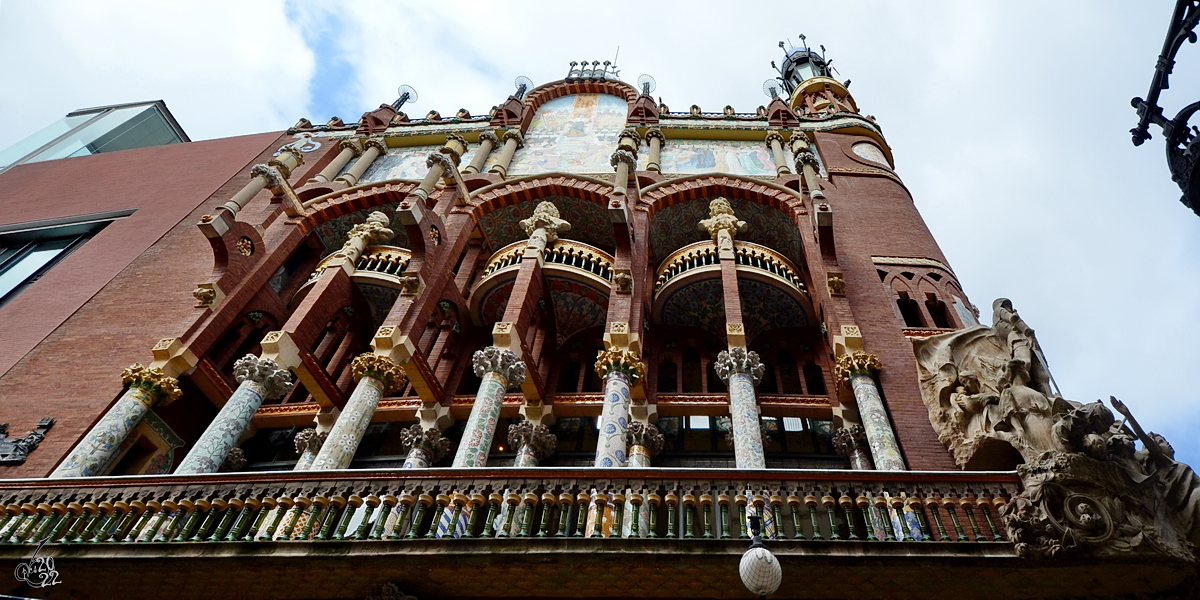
594 372 632 467
657 277 726 338
50 387 154 478
477 280 514 327
851 141 889 166
358 284 401 331
311 376 386 470
477 195 614 254
508 94 627 175
737 277 810 339
452 372 507 467
728 373 766 469
358 144 440 183
649 196 804 266
650 139 776 175
548 277 609 347
850 373 906 470
175 380 265 474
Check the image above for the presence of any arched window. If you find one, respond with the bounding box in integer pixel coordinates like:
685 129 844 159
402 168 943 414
896 291 925 327
925 292 952 328
777 350 803 394
803 363 827 395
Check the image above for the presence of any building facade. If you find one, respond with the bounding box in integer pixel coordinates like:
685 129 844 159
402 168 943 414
0 47 1197 599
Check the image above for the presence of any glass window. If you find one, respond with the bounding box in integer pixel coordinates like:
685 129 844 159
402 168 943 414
0 236 80 302
0 214 125 304
0 113 96 169
29 106 176 162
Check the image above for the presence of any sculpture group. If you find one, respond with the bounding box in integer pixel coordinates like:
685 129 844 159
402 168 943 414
914 299 1200 561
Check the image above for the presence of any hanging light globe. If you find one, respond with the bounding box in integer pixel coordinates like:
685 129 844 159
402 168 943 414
739 543 782 598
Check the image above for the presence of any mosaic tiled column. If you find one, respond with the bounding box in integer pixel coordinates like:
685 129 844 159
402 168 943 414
50 365 181 478
593 349 646 468
508 421 556 467
311 354 407 471
832 423 875 470
836 352 906 470
176 355 292 474
714 347 767 470
399 424 451 468
452 347 526 468
292 428 327 471
625 422 664 468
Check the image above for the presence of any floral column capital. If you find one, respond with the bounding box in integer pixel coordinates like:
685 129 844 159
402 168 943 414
594 349 646 385
714 347 765 385
351 353 408 394
832 424 869 459
471 347 526 389
121 364 182 406
399 424 452 464
835 352 883 387
293 428 327 455
478 129 500 146
232 355 293 399
507 421 557 461
625 422 664 457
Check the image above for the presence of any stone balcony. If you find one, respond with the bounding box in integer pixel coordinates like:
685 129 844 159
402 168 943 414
653 240 807 298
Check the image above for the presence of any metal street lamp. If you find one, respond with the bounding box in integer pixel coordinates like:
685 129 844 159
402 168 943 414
739 514 782 599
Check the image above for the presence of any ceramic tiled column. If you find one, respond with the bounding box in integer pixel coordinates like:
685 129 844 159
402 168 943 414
593 349 645 468
452 347 526 467
832 423 875 470
625 422 664 468
714 347 767 469
399 424 451 468
50 365 181 478
310 354 407 471
176 355 292 474
836 352 905 470
292 429 327 471
508 421 556 467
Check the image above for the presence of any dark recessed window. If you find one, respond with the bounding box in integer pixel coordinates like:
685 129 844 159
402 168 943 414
0 211 131 305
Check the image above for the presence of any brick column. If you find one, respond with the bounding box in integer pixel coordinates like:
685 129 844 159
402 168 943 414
310 354 407 470
836 352 905 470
715 347 767 469
593 349 645 467
452 347 526 467
176 355 293 474
50 365 181 478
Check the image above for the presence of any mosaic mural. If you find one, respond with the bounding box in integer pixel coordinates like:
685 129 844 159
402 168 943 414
477 195 613 253
649 196 805 266
314 204 411 252
477 280 515 326
737 277 810 339
656 277 726 338
359 284 401 330
548 277 609 347
508 94 628 175
357 145 439 183
648 139 775 176
851 142 889 167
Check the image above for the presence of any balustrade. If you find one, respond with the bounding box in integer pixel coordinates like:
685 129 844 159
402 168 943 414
0 469 1015 545
479 240 614 282
654 241 807 296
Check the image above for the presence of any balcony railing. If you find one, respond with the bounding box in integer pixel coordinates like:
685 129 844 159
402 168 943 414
479 240 614 282
654 241 807 296
0 468 1017 547
305 245 412 286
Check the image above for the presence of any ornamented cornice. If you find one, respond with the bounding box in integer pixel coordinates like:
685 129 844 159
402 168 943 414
399 424 452 464
625 421 664 457
835 352 882 386
502 129 525 147
507 421 557 460
471 347 526 389
293 428 327 455
593 349 646 385
714 347 765 385
477 130 500 146
232 355 293 400
121 364 182 406
249 164 283 189
831 424 868 460
609 148 637 170
351 354 408 394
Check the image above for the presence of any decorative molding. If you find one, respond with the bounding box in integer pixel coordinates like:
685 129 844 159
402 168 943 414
834 352 882 386
121 364 182 406
351 354 408 394
871 255 955 275
594 349 646 385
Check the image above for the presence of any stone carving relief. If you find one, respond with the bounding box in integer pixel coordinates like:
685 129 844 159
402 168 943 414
914 297 1200 562
698 197 746 253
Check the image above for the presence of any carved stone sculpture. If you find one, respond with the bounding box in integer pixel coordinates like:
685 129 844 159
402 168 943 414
471 346 526 390
232 355 293 400
714 347 766 385
219 447 247 472
518 201 571 254
293 428 327 455
507 421 557 462
698 197 746 253
399 424 452 464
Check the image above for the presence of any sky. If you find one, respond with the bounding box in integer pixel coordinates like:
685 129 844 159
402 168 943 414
1 1 1198 466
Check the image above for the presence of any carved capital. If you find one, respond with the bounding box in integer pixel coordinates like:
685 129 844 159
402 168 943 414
831 424 869 459
594 349 646 385
643 128 666 145
764 130 785 146
835 351 882 386
441 133 468 164
478 130 500 146
121 364 182 406
338 138 365 156
794 150 819 169
232 354 294 400
293 428 327 455
399 424 452 464
507 421 557 460
426 151 456 173
609 148 637 171
471 346 526 389
351 353 407 394
625 421 664 457
618 127 642 146
364 137 388 155
714 347 766 385
249 164 283 189
219 447 247 472
502 129 525 148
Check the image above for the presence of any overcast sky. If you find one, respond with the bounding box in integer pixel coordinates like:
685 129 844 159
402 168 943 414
2 0 1198 466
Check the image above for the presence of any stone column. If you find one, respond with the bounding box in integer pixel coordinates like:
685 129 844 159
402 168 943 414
463 130 499 174
452 347 526 468
835 352 905 470
175 355 293 474
307 138 363 184
220 145 303 216
310 354 407 471
50 365 181 478
334 138 387 186
832 423 874 470
791 136 825 201
608 128 641 195
766 130 791 176
644 128 665 173
714 347 767 469
488 129 524 178
518 200 571 257
399 424 451 468
292 429 327 471
411 134 467 202
313 211 394 274
593 349 646 468
625 422 664 468
507 421 556 467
